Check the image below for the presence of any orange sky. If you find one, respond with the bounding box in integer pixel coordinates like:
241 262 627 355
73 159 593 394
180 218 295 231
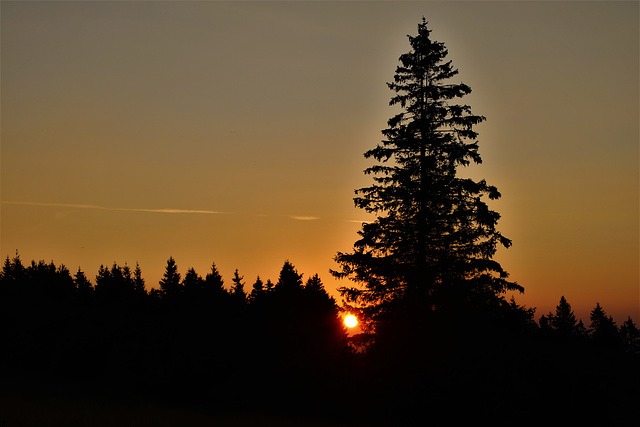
2 1 638 324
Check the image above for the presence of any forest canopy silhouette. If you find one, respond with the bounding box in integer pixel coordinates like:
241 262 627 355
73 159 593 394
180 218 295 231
1 19 638 425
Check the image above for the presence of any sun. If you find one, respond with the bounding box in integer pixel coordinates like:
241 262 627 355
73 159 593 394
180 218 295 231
344 314 358 328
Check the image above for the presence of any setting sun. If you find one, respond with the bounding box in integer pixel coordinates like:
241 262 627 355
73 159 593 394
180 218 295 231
344 314 358 328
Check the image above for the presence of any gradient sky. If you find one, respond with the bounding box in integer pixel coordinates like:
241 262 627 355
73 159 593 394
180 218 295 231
2 1 638 323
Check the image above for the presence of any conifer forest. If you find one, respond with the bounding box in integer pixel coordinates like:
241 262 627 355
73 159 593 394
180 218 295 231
1 19 638 426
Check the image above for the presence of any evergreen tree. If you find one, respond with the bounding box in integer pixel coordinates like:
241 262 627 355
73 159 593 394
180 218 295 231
305 274 325 294
133 263 146 296
204 262 226 298
95 263 136 303
55 263 75 299
264 279 274 293
589 303 619 348
303 274 338 312
27 260 75 300
74 267 93 299
230 268 246 304
575 320 588 338
276 260 303 294
620 317 640 354
501 297 537 333
95 264 112 296
250 276 265 302
0 252 27 295
183 267 204 296
0 256 11 295
550 296 577 336
28 260 54 295
332 19 521 326
159 257 182 300
120 263 134 296
539 313 551 331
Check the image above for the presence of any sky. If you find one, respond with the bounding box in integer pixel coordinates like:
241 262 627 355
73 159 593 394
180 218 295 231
1 0 638 324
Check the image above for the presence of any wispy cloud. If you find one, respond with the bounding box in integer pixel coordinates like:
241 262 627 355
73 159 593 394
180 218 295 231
2 201 367 223
2 201 227 215
289 215 320 221
122 208 227 214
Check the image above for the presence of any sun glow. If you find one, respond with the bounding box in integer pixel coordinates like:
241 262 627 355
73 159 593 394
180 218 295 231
344 314 358 328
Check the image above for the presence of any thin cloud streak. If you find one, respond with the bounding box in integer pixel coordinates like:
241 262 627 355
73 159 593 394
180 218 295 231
125 208 227 214
2 201 228 215
289 216 320 221
3 201 369 223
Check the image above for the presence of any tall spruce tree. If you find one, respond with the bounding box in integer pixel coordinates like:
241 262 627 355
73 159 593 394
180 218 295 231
332 19 521 325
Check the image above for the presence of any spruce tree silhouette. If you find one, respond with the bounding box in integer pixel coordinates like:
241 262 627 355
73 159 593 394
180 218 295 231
203 262 228 303
0 252 27 297
275 260 303 294
539 312 551 331
249 275 265 303
620 317 640 354
133 262 146 297
264 278 274 292
24 260 75 301
575 319 588 338
95 263 137 304
589 302 619 348
304 273 324 294
159 256 182 301
332 19 522 337
182 267 205 301
549 295 578 336
230 268 247 306
74 266 94 301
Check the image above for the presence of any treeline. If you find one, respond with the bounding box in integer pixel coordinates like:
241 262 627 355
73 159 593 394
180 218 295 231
1 253 639 423
0 253 350 420
539 295 639 354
